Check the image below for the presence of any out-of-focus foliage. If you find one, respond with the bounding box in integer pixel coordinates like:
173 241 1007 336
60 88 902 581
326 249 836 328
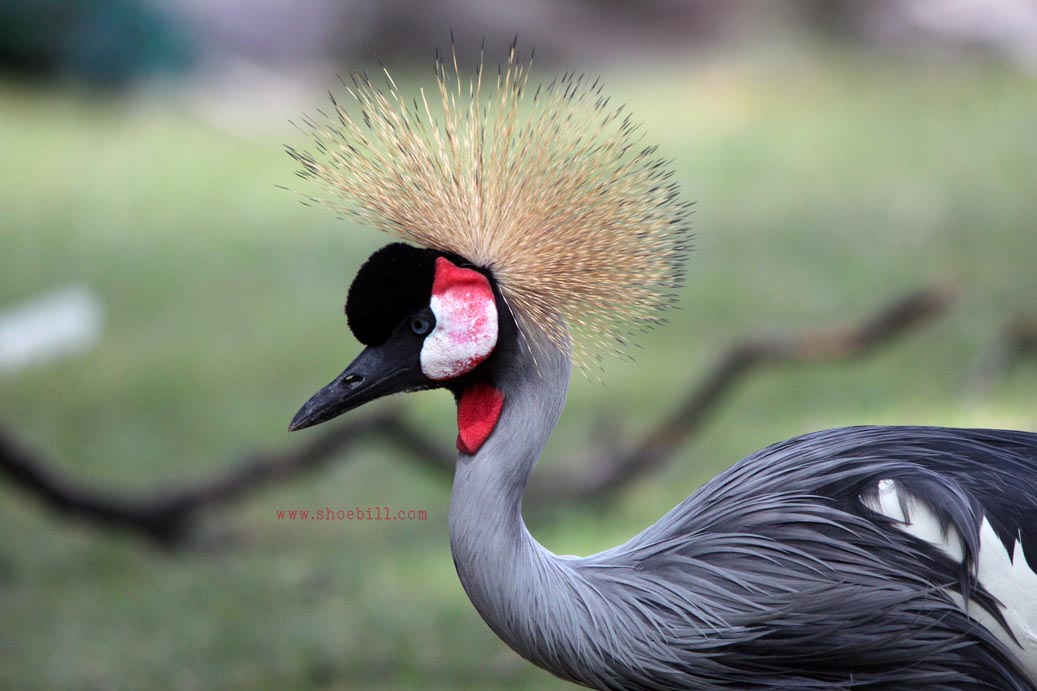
0 0 195 87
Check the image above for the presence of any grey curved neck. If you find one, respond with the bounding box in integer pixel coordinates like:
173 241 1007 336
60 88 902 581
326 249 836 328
448 331 579 675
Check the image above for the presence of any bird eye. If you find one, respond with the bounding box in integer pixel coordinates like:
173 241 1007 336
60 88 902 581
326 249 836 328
410 314 433 336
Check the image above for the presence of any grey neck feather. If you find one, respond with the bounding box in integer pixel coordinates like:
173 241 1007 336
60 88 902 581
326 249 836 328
448 329 588 679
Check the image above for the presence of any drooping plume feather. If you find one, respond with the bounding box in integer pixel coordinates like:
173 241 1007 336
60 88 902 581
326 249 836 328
288 42 692 370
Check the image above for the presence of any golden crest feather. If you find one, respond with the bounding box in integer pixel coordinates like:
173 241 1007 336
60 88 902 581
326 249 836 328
288 43 692 371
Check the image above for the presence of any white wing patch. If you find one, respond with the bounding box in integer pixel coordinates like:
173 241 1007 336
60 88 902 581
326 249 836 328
863 478 1037 677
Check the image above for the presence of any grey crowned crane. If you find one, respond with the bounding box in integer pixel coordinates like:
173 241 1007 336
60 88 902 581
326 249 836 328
286 47 1037 690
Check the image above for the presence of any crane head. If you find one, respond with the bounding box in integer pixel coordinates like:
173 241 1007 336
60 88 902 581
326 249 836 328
288 242 503 432
288 47 691 378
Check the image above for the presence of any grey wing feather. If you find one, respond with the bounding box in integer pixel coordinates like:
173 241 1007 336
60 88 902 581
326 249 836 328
571 426 1037 690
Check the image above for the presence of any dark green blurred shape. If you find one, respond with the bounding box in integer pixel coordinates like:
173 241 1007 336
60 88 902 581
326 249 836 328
0 0 195 87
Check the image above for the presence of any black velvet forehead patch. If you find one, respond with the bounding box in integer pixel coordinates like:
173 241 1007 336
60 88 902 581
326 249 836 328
346 243 440 346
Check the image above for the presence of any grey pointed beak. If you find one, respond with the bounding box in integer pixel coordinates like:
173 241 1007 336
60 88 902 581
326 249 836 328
288 343 428 431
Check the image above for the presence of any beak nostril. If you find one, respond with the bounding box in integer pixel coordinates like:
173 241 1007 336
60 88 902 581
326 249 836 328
342 374 364 387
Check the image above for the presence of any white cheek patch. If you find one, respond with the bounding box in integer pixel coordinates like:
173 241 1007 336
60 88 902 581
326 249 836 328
420 258 499 381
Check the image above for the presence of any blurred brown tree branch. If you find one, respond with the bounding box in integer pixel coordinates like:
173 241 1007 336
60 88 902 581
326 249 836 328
0 284 951 548
966 317 1037 396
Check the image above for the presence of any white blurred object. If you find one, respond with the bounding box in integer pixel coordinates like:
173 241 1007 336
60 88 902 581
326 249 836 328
0 287 105 374
900 0 1037 69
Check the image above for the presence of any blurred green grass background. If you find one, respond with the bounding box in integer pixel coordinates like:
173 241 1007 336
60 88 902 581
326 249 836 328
1 49 1036 689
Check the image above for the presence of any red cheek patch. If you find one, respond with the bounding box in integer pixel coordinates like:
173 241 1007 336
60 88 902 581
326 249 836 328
456 381 505 455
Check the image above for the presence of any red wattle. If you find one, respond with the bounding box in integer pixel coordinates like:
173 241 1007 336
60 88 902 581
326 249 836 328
456 381 505 455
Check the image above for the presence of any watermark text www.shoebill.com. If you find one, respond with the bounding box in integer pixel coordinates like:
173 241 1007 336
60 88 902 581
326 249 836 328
275 506 428 522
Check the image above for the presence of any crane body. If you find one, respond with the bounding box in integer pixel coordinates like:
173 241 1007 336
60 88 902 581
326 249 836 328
449 322 1037 689
286 47 1037 689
